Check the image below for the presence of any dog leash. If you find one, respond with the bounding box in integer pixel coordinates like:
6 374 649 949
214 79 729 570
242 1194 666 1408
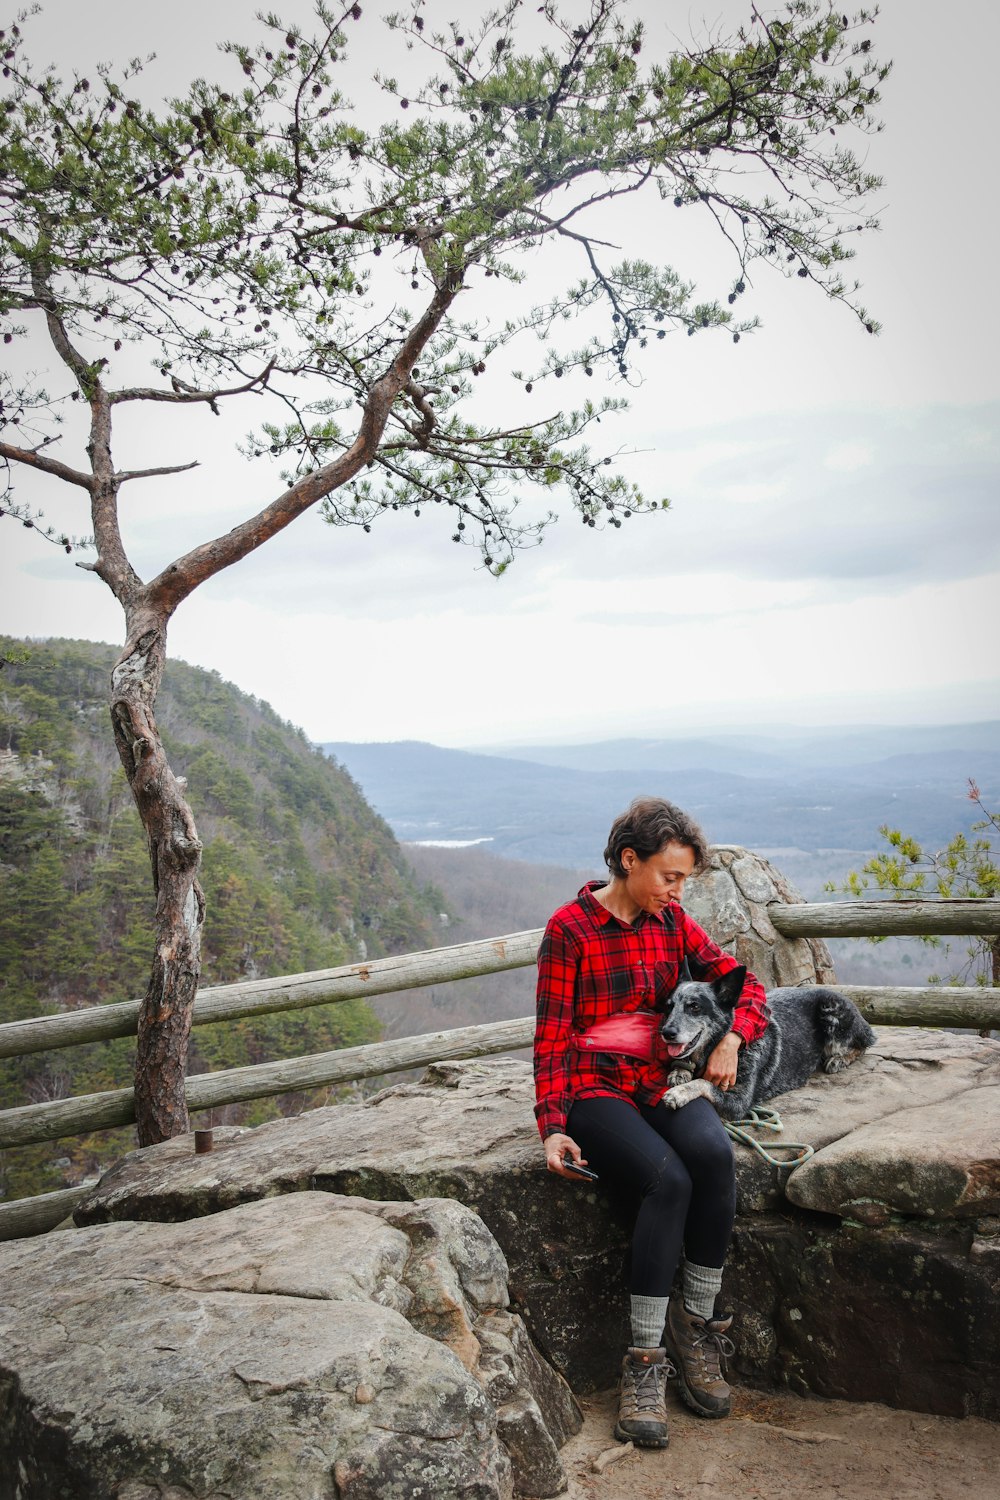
723 1107 815 1171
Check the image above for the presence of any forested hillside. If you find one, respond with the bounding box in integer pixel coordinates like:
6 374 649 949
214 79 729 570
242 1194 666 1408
368 844 592 1041
0 637 442 1202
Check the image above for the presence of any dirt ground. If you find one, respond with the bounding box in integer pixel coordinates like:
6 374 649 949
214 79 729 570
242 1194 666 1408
558 1381 1000 1500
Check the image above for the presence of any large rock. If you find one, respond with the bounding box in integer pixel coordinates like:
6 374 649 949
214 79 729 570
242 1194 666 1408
0 1192 580 1500
71 1038 1000 1416
785 1085 1000 1221
727 1211 1000 1419
685 845 837 990
735 1027 1000 1210
75 1059 632 1395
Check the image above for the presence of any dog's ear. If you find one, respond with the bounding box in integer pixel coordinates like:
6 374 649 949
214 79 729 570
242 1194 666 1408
713 965 747 1011
676 958 694 985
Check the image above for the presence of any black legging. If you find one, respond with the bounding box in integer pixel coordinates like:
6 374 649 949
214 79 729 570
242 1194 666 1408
567 1094 736 1297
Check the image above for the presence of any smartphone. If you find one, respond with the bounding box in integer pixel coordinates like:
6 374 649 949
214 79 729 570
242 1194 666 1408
562 1157 599 1181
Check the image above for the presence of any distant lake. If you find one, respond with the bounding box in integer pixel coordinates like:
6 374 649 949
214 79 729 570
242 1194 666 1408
408 837 495 849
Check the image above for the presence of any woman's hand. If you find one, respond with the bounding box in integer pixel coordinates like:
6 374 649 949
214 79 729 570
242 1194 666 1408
703 1031 742 1092
543 1132 589 1179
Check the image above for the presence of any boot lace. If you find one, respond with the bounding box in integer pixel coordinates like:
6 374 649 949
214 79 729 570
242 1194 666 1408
624 1356 673 1414
691 1325 736 1384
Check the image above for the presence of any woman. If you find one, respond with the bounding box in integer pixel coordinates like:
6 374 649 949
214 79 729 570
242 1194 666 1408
534 796 769 1449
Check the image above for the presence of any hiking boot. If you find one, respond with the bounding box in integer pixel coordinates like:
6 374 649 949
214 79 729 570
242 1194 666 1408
614 1346 672 1448
665 1302 735 1419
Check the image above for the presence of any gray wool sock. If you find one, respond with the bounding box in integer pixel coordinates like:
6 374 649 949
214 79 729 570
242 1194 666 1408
630 1294 669 1349
683 1261 724 1322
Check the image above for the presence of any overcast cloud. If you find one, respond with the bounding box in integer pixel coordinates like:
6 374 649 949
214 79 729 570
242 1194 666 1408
2 0 998 745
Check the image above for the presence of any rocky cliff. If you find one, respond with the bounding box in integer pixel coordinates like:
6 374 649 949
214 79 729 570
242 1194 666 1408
66 1032 1000 1415
2 1030 998 1497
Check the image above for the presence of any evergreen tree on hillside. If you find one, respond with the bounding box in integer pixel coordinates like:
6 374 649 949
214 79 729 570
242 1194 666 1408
0 639 432 1199
0 2 888 1141
830 781 1000 991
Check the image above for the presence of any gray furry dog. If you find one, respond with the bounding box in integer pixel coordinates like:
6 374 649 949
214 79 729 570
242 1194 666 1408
659 965 876 1120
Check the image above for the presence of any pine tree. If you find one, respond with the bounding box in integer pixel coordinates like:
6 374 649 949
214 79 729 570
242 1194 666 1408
1 3 888 1141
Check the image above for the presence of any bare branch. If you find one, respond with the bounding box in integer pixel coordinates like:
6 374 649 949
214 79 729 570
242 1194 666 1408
29 261 101 397
111 363 275 407
0 439 92 490
403 377 437 447
522 207 621 251
117 461 200 484
84 388 145 607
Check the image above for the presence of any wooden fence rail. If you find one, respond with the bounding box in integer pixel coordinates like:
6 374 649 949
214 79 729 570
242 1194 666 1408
838 985 1000 1028
2 899 999 1155
3 899 998 1062
769 898 1000 939
3 986 1000 1153
0 1181 99 1242
0 931 542 1061
0 1017 535 1150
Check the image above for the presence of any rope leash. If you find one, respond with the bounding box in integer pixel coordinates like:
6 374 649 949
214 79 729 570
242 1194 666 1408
722 1106 815 1171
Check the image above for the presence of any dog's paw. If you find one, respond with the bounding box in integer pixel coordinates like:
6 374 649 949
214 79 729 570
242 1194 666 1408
823 1045 851 1074
667 1067 694 1088
664 1080 706 1110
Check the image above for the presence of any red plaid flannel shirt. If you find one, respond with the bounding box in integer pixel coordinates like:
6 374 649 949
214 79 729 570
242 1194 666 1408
534 881 769 1139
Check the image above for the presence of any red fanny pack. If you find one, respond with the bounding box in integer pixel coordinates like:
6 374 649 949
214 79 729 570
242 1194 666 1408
573 1009 661 1062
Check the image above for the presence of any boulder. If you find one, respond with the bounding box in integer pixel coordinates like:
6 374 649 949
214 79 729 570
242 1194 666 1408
75 1059 632 1396
735 1027 1000 1210
686 845 837 989
0 1192 580 1500
785 1085 1000 1221
72 1037 1000 1417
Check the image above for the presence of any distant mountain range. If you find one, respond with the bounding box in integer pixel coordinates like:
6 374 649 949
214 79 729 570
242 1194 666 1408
479 722 1000 777
322 724 999 874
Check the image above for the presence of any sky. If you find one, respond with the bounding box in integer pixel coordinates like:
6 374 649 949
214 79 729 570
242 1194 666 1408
2 0 998 747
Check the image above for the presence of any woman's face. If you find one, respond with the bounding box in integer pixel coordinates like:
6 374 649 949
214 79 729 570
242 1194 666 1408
620 840 697 915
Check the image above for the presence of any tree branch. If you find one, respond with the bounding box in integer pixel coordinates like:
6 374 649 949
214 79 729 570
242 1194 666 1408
0 440 92 490
522 205 625 254
403 377 437 447
144 280 462 615
111 362 275 407
117 461 200 484
29 260 95 392
86 388 145 607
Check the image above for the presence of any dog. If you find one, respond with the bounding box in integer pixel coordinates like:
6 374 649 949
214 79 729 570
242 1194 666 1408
659 965 876 1120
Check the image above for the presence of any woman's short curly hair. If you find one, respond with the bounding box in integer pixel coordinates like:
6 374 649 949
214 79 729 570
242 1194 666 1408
603 796 709 879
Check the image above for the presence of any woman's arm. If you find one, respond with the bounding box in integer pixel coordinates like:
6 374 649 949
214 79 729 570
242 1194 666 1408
534 915 581 1142
702 1032 742 1091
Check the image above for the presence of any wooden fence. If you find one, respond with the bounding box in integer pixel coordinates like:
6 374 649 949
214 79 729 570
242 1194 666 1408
1 897 998 1239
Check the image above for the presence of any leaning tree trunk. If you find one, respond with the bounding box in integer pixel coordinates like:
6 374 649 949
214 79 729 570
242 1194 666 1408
110 615 204 1145
71 270 460 1145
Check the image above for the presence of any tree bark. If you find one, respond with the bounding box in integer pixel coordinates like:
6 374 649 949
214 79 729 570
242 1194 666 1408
110 613 204 1145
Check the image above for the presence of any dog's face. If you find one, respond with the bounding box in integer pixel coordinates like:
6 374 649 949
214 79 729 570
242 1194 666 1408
659 967 747 1066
